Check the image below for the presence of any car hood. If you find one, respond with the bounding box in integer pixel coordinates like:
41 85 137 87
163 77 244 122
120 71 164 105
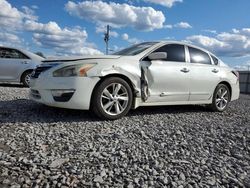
42 55 121 63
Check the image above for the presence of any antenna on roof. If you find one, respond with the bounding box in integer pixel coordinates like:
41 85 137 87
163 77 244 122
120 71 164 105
104 25 110 55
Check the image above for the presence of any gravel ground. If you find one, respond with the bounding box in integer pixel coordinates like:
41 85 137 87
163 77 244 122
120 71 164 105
0 85 249 188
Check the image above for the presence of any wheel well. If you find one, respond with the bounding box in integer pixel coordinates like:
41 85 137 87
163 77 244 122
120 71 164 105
218 81 232 100
90 74 136 107
20 69 33 83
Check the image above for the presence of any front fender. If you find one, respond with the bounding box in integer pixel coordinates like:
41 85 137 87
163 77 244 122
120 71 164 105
18 64 38 81
89 65 142 96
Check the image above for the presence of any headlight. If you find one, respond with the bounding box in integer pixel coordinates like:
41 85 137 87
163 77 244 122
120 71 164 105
53 64 96 77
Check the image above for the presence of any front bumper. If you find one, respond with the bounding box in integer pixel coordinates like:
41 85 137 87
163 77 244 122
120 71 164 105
29 76 100 110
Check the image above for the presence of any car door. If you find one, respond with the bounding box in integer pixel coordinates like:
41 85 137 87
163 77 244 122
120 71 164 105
141 44 190 103
187 46 220 101
0 48 31 81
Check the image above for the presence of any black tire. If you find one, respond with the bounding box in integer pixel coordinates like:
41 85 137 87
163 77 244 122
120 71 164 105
210 84 231 112
91 77 133 120
21 71 32 87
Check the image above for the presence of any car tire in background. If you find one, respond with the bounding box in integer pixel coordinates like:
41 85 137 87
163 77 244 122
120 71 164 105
21 70 32 87
91 77 133 120
210 84 231 112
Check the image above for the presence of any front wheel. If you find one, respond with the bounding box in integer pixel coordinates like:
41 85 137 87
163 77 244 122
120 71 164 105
210 84 230 112
21 71 32 87
91 77 133 120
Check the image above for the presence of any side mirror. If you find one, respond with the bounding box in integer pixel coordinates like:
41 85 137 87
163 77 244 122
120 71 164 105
148 52 167 60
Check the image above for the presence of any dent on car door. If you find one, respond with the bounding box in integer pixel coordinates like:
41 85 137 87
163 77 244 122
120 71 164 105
188 47 220 101
141 62 149 102
141 44 190 103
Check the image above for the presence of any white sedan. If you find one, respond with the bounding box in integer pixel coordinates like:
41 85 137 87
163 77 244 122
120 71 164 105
0 47 44 86
29 41 240 119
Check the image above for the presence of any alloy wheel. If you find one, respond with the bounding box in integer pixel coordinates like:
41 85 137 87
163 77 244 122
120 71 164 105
215 86 229 110
25 73 31 86
100 83 129 116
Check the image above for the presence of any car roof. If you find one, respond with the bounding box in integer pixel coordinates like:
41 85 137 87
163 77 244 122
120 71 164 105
0 46 45 60
153 41 214 55
0 46 23 51
134 40 226 66
146 40 221 60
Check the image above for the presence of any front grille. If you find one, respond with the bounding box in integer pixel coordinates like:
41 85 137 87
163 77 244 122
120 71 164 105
31 66 52 78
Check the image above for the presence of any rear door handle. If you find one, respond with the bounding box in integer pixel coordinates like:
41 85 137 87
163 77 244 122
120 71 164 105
180 68 190 73
21 61 28 64
212 69 219 73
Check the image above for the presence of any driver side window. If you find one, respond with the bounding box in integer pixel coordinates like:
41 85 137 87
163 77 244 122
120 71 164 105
154 44 185 62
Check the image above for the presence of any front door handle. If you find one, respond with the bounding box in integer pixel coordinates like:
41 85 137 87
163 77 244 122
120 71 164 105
180 68 190 73
212 69 219 73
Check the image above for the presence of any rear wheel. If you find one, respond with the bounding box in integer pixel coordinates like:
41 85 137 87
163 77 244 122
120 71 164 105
21 71 32 87
91 77 133 120
210 84 230 112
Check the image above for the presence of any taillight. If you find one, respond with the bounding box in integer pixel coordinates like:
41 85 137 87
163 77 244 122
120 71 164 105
232 70 239 83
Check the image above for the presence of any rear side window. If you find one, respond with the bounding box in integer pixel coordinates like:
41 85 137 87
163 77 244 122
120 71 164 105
211 55 219 65
188 47 211 64
154 44 185 62
0 48 29 59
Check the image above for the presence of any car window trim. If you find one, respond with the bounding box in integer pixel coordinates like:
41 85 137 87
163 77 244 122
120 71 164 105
187 46 213 65
0 47 30 60
184 45 190 63
13 49 30 60
210 54 219 66
141 43 187 63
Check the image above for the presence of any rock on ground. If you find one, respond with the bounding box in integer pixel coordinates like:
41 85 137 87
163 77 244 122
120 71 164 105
0 85 249 187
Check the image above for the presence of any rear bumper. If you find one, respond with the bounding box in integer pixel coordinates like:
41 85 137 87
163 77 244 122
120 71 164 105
29 76 100 110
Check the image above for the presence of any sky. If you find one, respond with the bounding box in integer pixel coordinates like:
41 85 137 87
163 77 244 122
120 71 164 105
0 0 250 70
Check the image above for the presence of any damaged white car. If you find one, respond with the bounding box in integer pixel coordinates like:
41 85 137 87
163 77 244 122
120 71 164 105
29 41 240 119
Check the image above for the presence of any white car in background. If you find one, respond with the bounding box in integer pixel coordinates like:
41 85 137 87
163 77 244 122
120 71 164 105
0 47 44 86
29 41 240 119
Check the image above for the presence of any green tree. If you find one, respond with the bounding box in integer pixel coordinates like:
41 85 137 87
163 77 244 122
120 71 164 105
35 52 45 58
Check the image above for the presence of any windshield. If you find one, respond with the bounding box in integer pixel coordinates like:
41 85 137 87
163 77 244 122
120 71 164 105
113 42 157 56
